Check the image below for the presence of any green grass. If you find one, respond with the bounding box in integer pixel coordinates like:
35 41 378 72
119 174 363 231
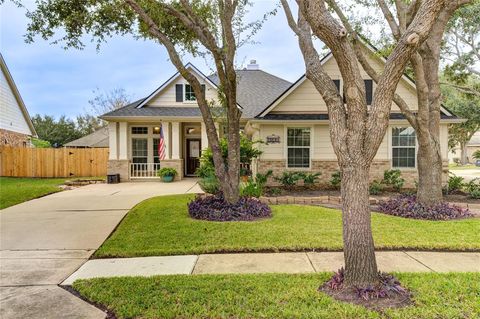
94 194 480 258
73 272 480 319
0 177 66 209
449 163 478 170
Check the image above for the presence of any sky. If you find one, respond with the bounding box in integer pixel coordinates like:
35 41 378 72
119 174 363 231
0 1 307 119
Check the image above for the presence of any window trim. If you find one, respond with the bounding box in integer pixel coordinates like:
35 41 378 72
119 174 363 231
284 126 313 170
184 84 197 102
391 126 417 169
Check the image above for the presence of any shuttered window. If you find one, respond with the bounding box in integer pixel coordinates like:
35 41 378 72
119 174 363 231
364 79 373 105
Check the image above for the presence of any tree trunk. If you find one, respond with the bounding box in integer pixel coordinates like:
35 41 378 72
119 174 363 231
416 133 444 206
460 142 468 164
341 163 378 287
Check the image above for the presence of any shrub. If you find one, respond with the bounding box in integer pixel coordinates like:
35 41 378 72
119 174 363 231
330 171 342 189
268 187 282 196
382 169 405 191
447 173 464 193
473 150 480 161
378 194 472 220
465 178 480 199
157 167 177 178
198 174 220 194
240 170 273 198
188 194 271 221
324 268 408 300
275 171 302 188
301 172 321 187
369 180 384 195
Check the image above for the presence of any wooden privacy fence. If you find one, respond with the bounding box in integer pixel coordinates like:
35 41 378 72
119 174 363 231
0 146 109 178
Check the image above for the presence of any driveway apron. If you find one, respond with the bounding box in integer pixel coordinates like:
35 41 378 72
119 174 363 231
0 179 201 319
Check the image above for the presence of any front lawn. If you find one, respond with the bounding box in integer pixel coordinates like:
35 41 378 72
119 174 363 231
73 272 480 319
95 194 480 258
0 177 66 209
449 163 478 170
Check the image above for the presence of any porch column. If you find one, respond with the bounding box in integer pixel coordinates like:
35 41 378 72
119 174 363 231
108 122 118 160
201 121 208 150
171 122 180 159
118 122 128 160
162 121 171 159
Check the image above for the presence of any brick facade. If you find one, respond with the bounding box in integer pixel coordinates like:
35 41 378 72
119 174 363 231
0 129 30 147
256 159 449 188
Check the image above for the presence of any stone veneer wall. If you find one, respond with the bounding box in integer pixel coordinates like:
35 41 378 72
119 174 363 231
0 129 30 147
108 160 130 182
257 159 449 188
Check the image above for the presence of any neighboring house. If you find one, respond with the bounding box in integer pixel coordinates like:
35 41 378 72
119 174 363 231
102 46 460 184
65 127 109 148
0 53 36 147
449 131 480 164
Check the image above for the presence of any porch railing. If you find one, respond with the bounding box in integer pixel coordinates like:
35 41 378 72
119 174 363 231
130 163 161 179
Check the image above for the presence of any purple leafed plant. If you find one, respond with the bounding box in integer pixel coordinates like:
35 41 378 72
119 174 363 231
188 194 272 222
378 194 472 220
325 268 408 300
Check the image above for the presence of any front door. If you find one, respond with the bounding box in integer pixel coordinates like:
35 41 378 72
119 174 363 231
186 139 201 176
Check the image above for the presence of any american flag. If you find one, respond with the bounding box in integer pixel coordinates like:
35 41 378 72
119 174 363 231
158 125 166 160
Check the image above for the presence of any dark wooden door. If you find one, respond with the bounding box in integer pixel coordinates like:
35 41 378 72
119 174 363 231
186 139 201 175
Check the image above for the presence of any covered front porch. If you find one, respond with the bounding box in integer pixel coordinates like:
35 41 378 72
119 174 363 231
107 121 214 181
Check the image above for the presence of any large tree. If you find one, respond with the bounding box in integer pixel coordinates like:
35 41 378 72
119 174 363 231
325 0 472 206
25 0 262 204
31 114 82 147
281 0 448 287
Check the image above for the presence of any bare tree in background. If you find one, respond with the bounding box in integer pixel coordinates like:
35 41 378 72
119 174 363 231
281 0 448 287
88 87 131 116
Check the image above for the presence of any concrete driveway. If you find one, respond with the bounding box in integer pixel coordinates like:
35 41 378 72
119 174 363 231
450 168 480 182
0 179 201 319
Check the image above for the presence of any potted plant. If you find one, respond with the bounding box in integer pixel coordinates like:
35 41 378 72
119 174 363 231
157 167 177 182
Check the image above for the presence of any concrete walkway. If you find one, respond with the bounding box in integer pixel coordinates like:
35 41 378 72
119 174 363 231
62 251 480 285
0 180 201 319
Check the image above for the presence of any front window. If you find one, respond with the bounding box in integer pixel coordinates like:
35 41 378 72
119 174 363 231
184 84 196 101
153 138 160 164
132 138 148 163
392 127 416 168
287 128 310 168
132 127 148 135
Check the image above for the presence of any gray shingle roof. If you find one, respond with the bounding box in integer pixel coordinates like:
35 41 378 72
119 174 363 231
64 126 109 147
101 69 291 119
208 70 292 118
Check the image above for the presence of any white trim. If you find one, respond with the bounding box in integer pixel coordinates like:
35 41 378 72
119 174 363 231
284 125 313 170
136 63 220 108
390 126 418 169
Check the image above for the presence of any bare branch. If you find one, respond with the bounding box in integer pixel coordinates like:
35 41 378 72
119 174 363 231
376 0 401 40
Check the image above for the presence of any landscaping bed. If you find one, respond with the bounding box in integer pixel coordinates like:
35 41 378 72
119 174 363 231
73 272 480 319
94 194 480 258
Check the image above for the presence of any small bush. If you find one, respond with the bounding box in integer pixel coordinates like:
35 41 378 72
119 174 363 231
382 169 405 191
465 178 480 199
188 194 271 221
198 174 220 194
240 170 273 198
301 172 321 187
268 187 282 196
369 180 384 195
157 167 177 178
330 171 342 189
275 171 303 188
447 174 464 193
378 194 472 220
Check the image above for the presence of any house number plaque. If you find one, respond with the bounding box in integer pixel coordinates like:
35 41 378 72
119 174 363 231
266 134 280 144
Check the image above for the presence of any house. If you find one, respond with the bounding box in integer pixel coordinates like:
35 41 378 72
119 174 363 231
102 47 461 185
448 130 480 164
0 53 36 147
65 127 109 148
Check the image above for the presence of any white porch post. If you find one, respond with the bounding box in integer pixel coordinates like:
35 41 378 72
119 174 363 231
108 122 118 160
201 121 209 150
118 122 128 160
162 121 171 159
171 122 180 159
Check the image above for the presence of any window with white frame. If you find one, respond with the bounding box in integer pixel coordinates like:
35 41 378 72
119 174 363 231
184 84 196 101
287 127 311 168
392 127 416 168
131 127 148 135
132 138 148 163
153 138 160 164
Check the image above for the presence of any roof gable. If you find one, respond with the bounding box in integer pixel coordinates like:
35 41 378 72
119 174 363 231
0 54 36 136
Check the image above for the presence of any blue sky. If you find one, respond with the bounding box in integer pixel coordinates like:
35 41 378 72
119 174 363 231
0 1 307 119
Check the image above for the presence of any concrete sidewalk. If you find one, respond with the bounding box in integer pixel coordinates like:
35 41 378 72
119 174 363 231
62 251 480 285
0 180 201 319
